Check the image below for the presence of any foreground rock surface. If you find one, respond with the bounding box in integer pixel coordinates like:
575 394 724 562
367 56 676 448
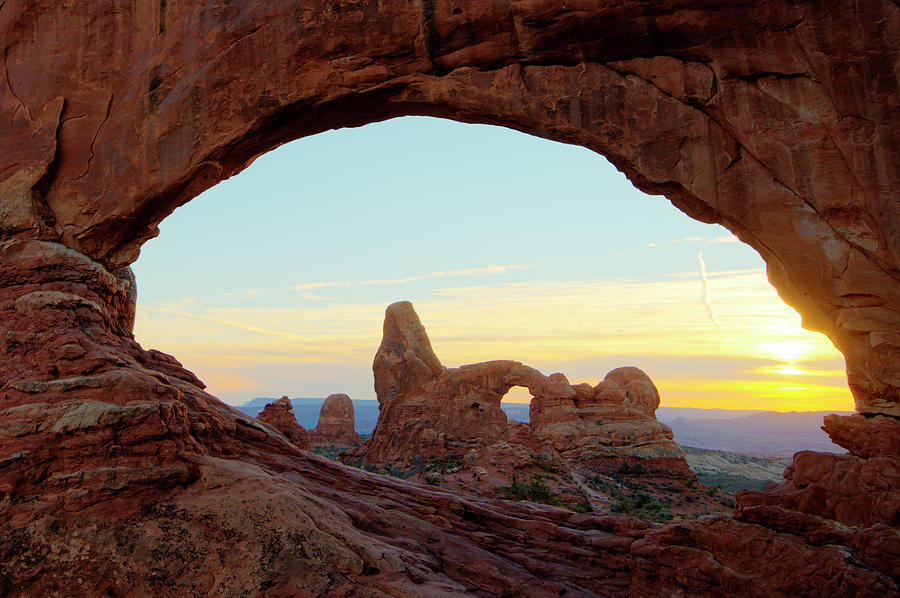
1 0 899 594
0 239 895 596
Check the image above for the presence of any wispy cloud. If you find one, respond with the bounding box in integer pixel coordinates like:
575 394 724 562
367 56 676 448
649 235 739 248
428 264 534 277
290 264 534 291
698 251 721 329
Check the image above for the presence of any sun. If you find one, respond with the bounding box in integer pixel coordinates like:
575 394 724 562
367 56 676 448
760 340 812 363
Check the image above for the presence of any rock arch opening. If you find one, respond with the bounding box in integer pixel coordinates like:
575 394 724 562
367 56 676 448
2 3 898 594
132 116 853 427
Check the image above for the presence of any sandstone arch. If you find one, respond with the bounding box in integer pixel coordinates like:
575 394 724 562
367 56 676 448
1 1 898 595
2 0 897 414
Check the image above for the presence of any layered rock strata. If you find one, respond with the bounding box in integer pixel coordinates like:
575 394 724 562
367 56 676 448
1 1 899 595
310 393 361 448
1 0 898 414
256 396 311 450
365 301 691 476
0 244 894 595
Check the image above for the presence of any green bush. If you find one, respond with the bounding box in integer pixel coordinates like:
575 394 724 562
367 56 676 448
507 474 529 501
527 473 556 504
618 462 645 475
611 492 672 522
504 473 563 506
570 500 592 513
425 455 464 472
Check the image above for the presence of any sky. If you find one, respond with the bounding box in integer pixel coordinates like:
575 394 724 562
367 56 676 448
131 116 854 412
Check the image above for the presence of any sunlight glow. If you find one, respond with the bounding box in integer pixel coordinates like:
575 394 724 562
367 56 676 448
759 340 814 362
771 365 807 376
135 268 854 410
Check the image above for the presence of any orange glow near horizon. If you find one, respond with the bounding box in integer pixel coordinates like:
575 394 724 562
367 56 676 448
135 268 855 411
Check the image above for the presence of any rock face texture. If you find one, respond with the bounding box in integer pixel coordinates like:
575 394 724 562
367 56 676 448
1 241 895 596
1 0 898 415
1 1 899 595
256 396 311 450
310 393 361 448
366 302 690 476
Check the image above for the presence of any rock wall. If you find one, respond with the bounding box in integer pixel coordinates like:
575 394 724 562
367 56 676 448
1 1 899 594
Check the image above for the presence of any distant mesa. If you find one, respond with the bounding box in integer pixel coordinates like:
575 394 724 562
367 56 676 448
310 393 362 448
256 396 311 450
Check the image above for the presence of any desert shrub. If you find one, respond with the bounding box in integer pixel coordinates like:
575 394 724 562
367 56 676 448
425 455 464 473
527 473 556 503
570 500 592 513
504 473 562 506
611 492 672 522
312 446 341 460
618 462 645 475
596 418 604 426
507 474 530 501
444 455 464 470
381 462 411 478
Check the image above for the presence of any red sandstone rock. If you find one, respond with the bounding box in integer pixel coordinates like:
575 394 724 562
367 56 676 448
822 413 900 458
0 231 897 596
310 393 361 448
366 302 692 478
1 2 899 595
737 450 900 529
603 367 661 418
256 396 311 450
1 0 897 414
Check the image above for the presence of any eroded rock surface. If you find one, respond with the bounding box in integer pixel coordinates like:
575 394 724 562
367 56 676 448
365 302 691 479
0 238 897 596
256 396 311 450
1 1 899 595
1 0 898 414
310 393 361 448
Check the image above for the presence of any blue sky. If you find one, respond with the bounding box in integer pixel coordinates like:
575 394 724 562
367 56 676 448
132 116 852 410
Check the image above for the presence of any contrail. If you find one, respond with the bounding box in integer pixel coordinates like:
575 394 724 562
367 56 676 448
698 251 721 329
